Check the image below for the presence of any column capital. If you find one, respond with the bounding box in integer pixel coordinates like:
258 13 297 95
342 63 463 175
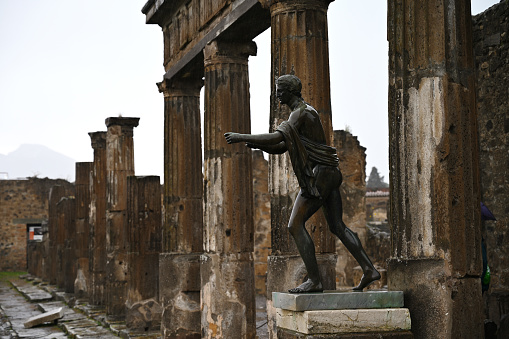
105 117 140 129
270 0 333 14
157 76 203 97
203 40 257 66
89 132 106 150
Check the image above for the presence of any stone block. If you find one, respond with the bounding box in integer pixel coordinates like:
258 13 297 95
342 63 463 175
277 328 414 338
126 298 163 331
24 307 64 328
273 290 404 311
276 308 411 334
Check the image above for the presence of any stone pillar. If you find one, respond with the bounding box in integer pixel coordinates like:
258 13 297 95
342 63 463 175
201 40 256 339
105 117 139 319
61 197 77 293
157 75 204 339
387 1 482 338
268 0 336 335
48 185 67 285
126 175 162 331
75 162 92 297
89 132 107 306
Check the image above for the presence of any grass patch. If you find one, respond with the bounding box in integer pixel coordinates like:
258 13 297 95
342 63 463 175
0 271 27 282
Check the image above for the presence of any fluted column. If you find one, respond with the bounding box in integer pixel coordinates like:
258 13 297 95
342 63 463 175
105 117 139 319
387 1 482 338
267 0 336 335
201 40 256 339
157 75 203 339
89 132 107 306
48 185 67 285
75 162 92 297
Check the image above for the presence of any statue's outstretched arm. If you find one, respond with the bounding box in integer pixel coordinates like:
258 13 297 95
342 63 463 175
224 131 284 145
247 141 287 154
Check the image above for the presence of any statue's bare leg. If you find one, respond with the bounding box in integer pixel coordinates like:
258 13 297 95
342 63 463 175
287 193 324 293
321 171 380 291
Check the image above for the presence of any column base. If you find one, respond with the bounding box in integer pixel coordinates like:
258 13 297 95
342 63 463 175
387 258 483 338
159 252 201 339
201 252 256 339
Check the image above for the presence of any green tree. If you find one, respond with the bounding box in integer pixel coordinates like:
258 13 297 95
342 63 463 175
366 166 388 189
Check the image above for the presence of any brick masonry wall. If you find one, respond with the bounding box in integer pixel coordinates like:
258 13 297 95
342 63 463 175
473 1 509 325
0 177 73 271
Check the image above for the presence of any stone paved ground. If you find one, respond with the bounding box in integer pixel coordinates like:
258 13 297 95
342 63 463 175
1 274 270 339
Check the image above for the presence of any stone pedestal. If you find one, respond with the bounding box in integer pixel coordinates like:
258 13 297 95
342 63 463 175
105 117 139 319
157 75 204 339
388 1 483 337
274 291 411 338
201 40 257 339
88 132 107 306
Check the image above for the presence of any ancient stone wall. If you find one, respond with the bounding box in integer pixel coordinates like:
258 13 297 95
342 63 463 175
252 150 271 295
473 0 509 327
0 178 73 271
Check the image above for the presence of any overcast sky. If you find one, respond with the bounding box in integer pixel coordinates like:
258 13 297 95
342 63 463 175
0 0 500 182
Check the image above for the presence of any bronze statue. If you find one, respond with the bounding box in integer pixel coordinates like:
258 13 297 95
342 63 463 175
225 75 380 293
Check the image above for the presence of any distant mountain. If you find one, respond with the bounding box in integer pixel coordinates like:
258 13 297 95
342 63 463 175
0 144 76 181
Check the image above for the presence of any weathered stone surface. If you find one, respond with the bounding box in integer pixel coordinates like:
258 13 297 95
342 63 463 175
473 1 509 329
277 328 414 338
273 291 404 311
201 40 256 338
388 0 483 337
126 298 163 331
201 253 256 339
105 117 139 319
89 131 107 306
24 307 64 328
276 307 411 334
159 253 201 338
158 74 204 338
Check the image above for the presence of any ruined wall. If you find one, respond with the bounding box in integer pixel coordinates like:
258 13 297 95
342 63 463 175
252 150 271 295
473 0 509 325
333 130 367 287
0 178 73 271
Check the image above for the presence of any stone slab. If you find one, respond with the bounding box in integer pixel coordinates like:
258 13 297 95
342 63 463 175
273 291 404 311
276 308 411 334
24 307 64 328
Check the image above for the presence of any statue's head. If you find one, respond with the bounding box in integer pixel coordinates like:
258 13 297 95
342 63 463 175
276 75 302 98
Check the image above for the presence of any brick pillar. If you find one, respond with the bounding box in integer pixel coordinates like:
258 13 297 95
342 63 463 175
267 0 336 335
89 132 107 306
105 117 139 319
387 1 482 338
61 197 77 293
126 175 162 330
48 185 67 285
157 76 204 338
201 40 256 339
75 162 92 297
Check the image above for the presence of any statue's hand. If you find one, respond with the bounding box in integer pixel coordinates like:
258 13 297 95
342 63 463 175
224 132 242 144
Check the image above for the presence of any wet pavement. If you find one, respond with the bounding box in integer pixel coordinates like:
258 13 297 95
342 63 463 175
0 274 270 338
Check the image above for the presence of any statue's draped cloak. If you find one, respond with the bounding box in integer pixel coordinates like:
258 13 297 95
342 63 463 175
276 121 339 199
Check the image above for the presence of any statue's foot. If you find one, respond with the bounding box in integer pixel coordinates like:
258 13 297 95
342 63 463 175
288 279 323 294
352 269 381 292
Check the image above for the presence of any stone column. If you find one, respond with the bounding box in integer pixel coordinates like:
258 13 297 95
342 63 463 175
157 75 204 338
267 0 336 335
48 185 67 285
126 175 162 331
62 197 77 293
387 1 482 338
89 132 107 306
105 117 139 319
75 162 92 297
201 40 256 339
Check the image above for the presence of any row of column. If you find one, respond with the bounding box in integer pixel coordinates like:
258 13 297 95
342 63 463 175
43 118 163 330
157 1 483 339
